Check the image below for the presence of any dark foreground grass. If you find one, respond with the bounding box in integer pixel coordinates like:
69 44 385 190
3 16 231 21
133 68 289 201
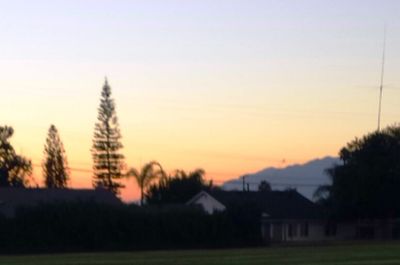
1 242 400 265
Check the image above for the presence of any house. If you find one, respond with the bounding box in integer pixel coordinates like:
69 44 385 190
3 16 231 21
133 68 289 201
187 190 357 243
0 187 122 217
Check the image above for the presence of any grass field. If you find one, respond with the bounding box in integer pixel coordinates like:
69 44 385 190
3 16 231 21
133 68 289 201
1 243 400 265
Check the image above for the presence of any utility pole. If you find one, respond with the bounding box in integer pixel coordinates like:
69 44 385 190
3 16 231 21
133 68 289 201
242 175 247 192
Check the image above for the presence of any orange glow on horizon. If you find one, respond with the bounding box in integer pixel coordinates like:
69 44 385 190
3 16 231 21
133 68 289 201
28 149 337 202
2 1 400 202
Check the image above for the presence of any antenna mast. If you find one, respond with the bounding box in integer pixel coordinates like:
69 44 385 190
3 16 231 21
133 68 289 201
377 27 386 131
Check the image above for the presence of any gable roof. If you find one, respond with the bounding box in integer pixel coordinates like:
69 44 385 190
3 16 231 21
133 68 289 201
186 190 213 205
0 187 122 217
205 190 323 219
186 191 226 214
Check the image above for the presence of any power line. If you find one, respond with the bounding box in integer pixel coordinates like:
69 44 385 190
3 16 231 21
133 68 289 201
209 178 323 187
32 164 93 173
222 181 322 187
32 164 324 188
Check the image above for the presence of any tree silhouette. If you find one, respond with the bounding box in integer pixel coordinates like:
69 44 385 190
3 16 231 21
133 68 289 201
258 180 271 192
43 125 69 188
92 79 125 195
127 161 166 206
146 168 216 205
316 125 400 219
0 126 32 187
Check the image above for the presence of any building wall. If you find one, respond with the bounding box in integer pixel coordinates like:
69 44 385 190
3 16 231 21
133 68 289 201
264 221 357 242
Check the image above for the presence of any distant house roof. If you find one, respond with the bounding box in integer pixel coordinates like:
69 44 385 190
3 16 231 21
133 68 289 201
0 187 122 217
186 190 227 214
188 190 323 219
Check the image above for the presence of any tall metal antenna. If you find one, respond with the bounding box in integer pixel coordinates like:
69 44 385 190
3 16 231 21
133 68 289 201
377 26 386 131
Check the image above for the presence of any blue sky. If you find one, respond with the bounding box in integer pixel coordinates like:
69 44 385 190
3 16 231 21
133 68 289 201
0 0 399 200
1 1 399 63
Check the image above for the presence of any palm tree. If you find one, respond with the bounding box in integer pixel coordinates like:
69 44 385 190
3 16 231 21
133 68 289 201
127 161 166 206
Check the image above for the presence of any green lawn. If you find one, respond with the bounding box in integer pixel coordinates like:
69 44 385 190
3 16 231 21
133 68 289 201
1 243 400 265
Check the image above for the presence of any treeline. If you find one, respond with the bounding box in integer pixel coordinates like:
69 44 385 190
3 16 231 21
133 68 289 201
0 80 128 194
0 202 263 253
0 80 217 202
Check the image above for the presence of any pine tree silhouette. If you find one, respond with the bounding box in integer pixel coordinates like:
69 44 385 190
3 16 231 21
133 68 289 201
43 124 69 188
92 79 125 194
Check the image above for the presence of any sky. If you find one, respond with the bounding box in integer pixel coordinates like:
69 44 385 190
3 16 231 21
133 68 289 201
1 0 400 201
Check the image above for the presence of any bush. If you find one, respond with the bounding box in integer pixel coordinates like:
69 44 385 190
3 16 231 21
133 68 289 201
0 202 261 253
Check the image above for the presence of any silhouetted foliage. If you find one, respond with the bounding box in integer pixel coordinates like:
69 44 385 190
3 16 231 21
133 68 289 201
92 79 125 195
0 202 259 253
224 200 264 244
258 180 272 192
146 169 216 205
127 161 166 206
0 126 32 187
316 125 400 219
43 125 69 188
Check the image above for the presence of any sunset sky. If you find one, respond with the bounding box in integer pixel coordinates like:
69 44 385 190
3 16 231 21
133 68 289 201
1 0 400 201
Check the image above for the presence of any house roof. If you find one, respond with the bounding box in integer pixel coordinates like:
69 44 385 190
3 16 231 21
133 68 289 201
205 190 323 220
0 187 122 217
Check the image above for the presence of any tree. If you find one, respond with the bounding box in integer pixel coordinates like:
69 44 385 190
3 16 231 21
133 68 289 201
146 168 216 205
258 180 271 192
0 126 32 187
127 161 166 206
92 79 125 195
316 125 400 219
43 125 69 188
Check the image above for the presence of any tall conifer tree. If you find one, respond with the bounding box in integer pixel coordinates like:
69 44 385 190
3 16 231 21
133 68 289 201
92 79 124 194
43 125 69 188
